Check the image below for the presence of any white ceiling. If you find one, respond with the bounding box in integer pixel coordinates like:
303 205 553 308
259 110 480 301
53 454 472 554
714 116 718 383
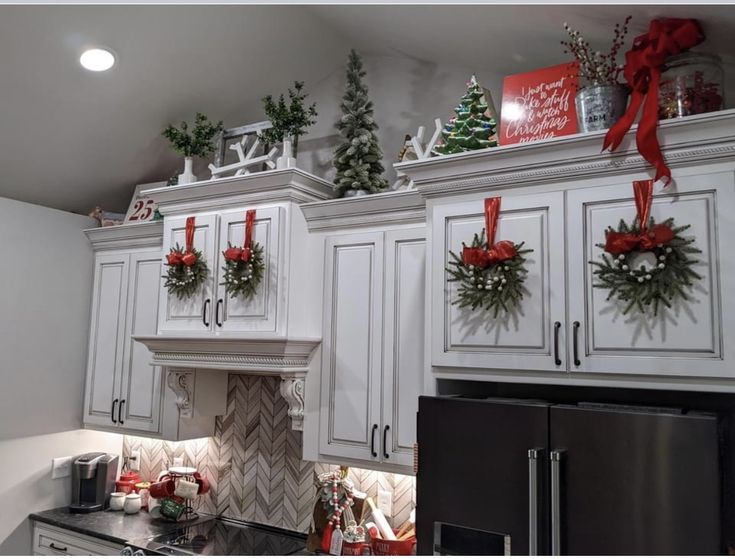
1 4 734 212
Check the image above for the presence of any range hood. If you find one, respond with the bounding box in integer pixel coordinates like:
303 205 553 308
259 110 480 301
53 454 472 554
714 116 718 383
134 169 333 431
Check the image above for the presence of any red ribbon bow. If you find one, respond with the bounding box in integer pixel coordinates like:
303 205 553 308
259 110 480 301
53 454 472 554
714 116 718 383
462 197 517 268
602 18 704 186
604 180 675 255
167 216 198 266
223 209 255 263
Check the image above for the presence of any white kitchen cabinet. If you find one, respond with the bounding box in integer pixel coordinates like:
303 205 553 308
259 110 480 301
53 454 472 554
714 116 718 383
318 223 426 471
83 223 225 440
157 206 284 336
32 522 121 555
431 191 566 372
566 171 735 378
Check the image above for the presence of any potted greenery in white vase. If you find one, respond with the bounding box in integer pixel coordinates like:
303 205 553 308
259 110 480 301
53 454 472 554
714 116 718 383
562 16 632 133
163 113 223 185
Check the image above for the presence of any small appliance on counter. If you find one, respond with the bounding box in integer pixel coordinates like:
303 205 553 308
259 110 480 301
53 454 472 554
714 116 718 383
69 452 119 513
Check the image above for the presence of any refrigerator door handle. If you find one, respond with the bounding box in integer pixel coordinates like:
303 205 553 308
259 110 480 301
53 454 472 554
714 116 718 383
550 449 564 556
528 448 543 556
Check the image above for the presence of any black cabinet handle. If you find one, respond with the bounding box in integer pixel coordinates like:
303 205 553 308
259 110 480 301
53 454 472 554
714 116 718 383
202 298 211 327
383 425 390 459
553 321 562 366
49 543 68 552
216 299 223 327
370 424 378 458
573 321 581 366
111 398 118 424
118 399 125 426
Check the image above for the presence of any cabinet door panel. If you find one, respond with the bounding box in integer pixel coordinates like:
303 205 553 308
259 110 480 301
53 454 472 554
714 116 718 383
383 229 425 467
158 214 217 333
567 172 735 377
432 192 566 371
217 206 282 333
320 232 383 462
84 253 128 428
119 251 163 433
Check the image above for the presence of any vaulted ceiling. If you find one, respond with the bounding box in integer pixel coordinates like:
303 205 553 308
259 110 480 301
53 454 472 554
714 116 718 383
1 4 733 213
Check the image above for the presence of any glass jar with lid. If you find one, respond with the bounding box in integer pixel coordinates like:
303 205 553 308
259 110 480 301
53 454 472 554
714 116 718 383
659 52 724 119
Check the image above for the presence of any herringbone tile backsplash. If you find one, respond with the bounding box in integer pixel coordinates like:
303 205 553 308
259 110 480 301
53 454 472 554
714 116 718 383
123 375 416 533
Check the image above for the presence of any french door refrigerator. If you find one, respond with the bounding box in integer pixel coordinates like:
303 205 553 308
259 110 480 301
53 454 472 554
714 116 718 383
417 395 729 555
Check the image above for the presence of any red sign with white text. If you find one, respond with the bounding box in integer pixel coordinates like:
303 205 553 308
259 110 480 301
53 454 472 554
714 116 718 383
500 62 579 145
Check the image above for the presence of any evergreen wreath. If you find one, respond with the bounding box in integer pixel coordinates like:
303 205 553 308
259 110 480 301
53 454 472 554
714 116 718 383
163 217 209 299
446 197 533 318
590 180 701 316
220 210 265 301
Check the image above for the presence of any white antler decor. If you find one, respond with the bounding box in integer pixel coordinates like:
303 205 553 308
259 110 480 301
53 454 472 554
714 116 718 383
208 136 278 179
392 118 442 191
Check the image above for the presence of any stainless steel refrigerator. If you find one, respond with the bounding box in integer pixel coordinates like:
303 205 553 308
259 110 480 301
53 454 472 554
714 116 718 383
417 395 732 555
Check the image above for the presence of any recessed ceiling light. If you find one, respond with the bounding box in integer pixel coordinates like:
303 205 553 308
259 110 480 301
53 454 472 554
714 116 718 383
79 48 115 72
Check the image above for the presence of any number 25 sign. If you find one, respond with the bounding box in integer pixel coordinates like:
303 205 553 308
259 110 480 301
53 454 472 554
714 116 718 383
124 182 163 224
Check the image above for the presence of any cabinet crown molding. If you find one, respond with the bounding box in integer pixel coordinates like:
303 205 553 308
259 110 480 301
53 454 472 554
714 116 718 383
300 190 426 231
395 109 735 197
142 168 334 215
84 221 163 250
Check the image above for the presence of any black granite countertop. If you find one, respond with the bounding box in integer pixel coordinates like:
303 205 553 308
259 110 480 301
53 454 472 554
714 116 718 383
30 507 209 546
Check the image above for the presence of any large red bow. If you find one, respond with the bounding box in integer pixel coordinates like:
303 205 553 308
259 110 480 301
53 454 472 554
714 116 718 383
602 19 704 185
223 209 255 263
604 180 674 255
462 197 517 268
167 216 198 266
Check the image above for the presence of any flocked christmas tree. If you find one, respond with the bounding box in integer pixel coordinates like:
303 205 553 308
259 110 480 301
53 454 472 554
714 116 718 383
333 50 388 197
433 75 498 155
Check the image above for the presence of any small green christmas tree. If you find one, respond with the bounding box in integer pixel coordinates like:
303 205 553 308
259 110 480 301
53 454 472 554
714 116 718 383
433 76 498 156
333 50 388 197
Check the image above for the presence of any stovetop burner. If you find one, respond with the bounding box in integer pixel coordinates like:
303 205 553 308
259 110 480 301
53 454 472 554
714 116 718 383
126 515 308 556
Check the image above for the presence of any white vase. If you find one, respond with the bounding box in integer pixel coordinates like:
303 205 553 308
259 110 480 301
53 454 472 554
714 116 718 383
178 156 197 185
276 138 297 170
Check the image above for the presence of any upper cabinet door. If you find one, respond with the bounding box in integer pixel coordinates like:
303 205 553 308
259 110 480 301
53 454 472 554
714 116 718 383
566 171 735 378
320 232 384 463
84 253 129 429
432 191 566 372
158 213 218 334
118 249 163 433
215 206 283 334
382 228 425 468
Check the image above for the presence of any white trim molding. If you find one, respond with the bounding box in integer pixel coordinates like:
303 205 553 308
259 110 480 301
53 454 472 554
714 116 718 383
166 369 195 419
279 373 306 431
84 221 163 250
300 190 426 232
396 109 735 198
142 168 334 215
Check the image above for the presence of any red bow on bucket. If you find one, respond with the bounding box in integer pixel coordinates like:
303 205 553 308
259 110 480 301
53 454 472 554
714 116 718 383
223 209 255 263
602 19 704 185
462 197 517 268
167 216 198 266
604 180 674 255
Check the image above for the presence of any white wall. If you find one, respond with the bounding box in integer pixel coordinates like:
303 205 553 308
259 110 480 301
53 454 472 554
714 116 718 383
293 52 505 187
0 198 122 554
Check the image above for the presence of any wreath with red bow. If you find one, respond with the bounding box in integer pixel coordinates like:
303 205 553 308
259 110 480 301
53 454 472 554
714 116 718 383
221 209 265 300
447 197 533 318
591 180 701 315
164 216 209 299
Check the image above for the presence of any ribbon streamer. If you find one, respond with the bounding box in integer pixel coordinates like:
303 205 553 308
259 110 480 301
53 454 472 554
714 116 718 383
602 19 704 185
223 209 256 262
604 180 674 255
181 216 197 266
462 197 517 268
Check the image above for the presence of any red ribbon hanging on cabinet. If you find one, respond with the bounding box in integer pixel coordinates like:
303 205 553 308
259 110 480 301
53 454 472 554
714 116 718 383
166 216 198 266
462 197 517 268
223 209 256 263
602 18 704 186
604 180 674 255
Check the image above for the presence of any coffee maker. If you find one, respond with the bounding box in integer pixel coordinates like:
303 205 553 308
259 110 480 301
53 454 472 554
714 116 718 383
69 453 118 513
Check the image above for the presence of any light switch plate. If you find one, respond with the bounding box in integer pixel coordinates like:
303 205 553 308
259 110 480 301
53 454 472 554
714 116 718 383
173 456 183 467
52 456 72 479
128 450 141 472
377 488 392 518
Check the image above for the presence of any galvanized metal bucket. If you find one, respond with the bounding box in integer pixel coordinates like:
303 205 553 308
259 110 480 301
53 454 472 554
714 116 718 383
575 84 630 133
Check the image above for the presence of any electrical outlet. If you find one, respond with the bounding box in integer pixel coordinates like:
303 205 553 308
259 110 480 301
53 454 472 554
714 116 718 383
377 488 393 518
173 456 183 467
51 456 72 479
128 450 141 472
